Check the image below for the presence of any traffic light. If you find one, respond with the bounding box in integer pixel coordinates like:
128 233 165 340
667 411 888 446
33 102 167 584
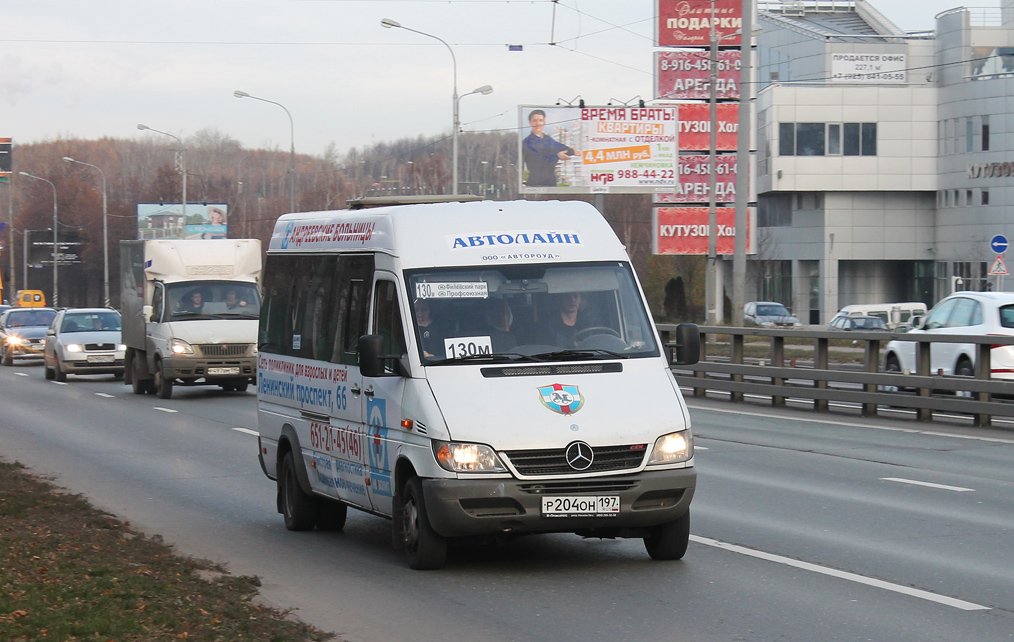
0 137 11 182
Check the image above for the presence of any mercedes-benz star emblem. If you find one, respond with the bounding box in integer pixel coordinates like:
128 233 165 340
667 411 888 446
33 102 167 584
565 441 594 471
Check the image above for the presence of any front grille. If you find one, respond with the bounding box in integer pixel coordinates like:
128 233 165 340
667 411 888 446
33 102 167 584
483 362 623 378
85 343 117 351
519 480 639 494
503 444 647 476
198 344 250 357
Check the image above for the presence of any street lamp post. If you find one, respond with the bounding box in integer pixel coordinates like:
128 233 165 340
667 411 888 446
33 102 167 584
63 157 109 306
382 18 493 196
137 124 186 221
18 172 59 307
233 90 296 213
705 0 720 326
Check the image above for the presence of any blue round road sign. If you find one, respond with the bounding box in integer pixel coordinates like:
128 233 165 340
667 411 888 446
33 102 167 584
991 234 1009 254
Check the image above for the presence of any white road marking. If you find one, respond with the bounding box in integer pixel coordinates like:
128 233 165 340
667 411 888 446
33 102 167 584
14 372 28 377
153 407 178 413
881 477 975 492
232 427 259 436
690 535 989 611
51 381 68 385
95 393 115 398
686 401 1014 445
695 446 708 450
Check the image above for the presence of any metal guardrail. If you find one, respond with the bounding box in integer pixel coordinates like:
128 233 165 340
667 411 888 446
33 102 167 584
657 325 1014 428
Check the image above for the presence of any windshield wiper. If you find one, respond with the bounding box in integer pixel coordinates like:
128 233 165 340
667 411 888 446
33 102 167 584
530 348 628 361
427 352 543 365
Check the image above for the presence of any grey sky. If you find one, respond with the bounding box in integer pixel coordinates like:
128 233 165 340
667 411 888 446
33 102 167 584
0 0 985 157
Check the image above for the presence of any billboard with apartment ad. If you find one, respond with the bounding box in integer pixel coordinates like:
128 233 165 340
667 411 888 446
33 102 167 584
518 105 678 194
136 203 229 240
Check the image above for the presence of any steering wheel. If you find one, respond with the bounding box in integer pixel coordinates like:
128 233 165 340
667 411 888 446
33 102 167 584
569 326 621 345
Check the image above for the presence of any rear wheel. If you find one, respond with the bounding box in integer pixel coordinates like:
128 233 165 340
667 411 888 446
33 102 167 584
131 356 152 394
315 498 348 531
644 510 690 561
955 359 975 397
402 477 447 570
154 361 173 399
279 451 316 531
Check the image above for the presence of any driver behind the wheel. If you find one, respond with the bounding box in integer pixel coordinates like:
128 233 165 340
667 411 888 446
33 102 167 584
541 291 597 347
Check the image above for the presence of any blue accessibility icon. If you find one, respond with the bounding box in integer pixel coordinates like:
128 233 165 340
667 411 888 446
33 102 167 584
990 234 1008 254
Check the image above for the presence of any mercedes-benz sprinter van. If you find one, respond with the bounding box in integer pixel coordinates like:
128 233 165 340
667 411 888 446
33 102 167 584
256 197 700 569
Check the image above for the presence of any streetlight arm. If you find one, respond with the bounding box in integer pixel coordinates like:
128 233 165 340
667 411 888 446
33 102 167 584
234 90 297 212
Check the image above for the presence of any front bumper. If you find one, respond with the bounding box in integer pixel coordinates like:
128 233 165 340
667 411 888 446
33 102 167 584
422 467 696 538
162 354 257 381
61 355 125 374
7 341 45 359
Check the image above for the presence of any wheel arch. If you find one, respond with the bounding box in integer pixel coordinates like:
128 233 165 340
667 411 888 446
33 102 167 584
277 423 314 497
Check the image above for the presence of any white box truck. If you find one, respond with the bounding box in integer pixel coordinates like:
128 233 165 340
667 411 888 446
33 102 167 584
121 239 262 399
255 197 700 569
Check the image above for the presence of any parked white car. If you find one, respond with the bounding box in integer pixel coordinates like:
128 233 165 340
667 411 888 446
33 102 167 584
43 308 126 381
882 291 1014 380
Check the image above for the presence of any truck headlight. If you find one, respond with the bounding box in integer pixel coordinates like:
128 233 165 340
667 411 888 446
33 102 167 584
434 441 506 473
65 344 84 353
647 430 693 465
171 338 194 355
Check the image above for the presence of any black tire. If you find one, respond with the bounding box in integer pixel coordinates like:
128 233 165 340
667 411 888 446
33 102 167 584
315 498 348 531
234 380 249 393
955 359 975 398
45 364 55 380
644 510 690 561
154 362 173 399
882 353 904 394
279 451 317 531
131 356 151 394
113 370 124 380
54 362 67 382
1 348 12 367
401 477 447 570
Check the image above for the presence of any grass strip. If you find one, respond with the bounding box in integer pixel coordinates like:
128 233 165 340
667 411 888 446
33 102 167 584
0 460 334 641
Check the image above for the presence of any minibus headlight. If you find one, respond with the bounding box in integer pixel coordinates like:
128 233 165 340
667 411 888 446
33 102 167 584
6 336 23 346
434 442 506 473
171 338 194 355
647 430 693 465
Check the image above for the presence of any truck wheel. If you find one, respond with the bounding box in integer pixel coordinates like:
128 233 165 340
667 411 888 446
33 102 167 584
402 477 447 570
131 357 150 394
154 362 173 399
315 498 348 531
234 380 249 393
279 451 316 531
644 510 690 561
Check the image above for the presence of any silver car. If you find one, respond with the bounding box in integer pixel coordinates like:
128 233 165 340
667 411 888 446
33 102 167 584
1 307 57 365
43 308 126 381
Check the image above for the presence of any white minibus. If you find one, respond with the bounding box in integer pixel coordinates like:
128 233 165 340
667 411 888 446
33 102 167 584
256 197 700 569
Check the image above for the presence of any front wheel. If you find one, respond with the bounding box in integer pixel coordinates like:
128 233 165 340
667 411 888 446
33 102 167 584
1 348 12 366
45 364 55 380
154 362 173 399
279 451 316 531
955 359 975 398
54 362 67 383
644 510 690 561
402 477 447 570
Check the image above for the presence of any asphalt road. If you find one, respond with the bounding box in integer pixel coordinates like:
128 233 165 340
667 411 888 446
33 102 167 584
2 362 1012 642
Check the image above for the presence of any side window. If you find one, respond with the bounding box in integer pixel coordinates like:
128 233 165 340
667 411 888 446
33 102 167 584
330 254 374 366
151 284 164 323
372 279 407 369
259 254 299 354
946 298 978 327
923 298 958 330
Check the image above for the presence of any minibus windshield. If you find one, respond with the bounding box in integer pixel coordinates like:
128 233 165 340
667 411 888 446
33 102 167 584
406 261 659 363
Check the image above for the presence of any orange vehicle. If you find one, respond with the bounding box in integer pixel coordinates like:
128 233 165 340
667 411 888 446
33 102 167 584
13 290 47 307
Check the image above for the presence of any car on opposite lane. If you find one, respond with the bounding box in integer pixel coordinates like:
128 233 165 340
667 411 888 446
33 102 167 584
828 314 890 331
883 291 1014 381
744 301 802 328
0 307 57 366
43 308 126 381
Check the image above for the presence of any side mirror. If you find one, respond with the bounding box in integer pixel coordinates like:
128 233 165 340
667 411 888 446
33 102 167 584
143 305 154 323
358 334 391 377
910 315 924 329
671 323 700 366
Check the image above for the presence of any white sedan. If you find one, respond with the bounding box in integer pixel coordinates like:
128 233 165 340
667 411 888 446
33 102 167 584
882 291 1014 381
43 308 126 381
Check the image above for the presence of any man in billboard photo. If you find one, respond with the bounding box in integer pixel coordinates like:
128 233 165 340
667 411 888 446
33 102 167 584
523 109 579 187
